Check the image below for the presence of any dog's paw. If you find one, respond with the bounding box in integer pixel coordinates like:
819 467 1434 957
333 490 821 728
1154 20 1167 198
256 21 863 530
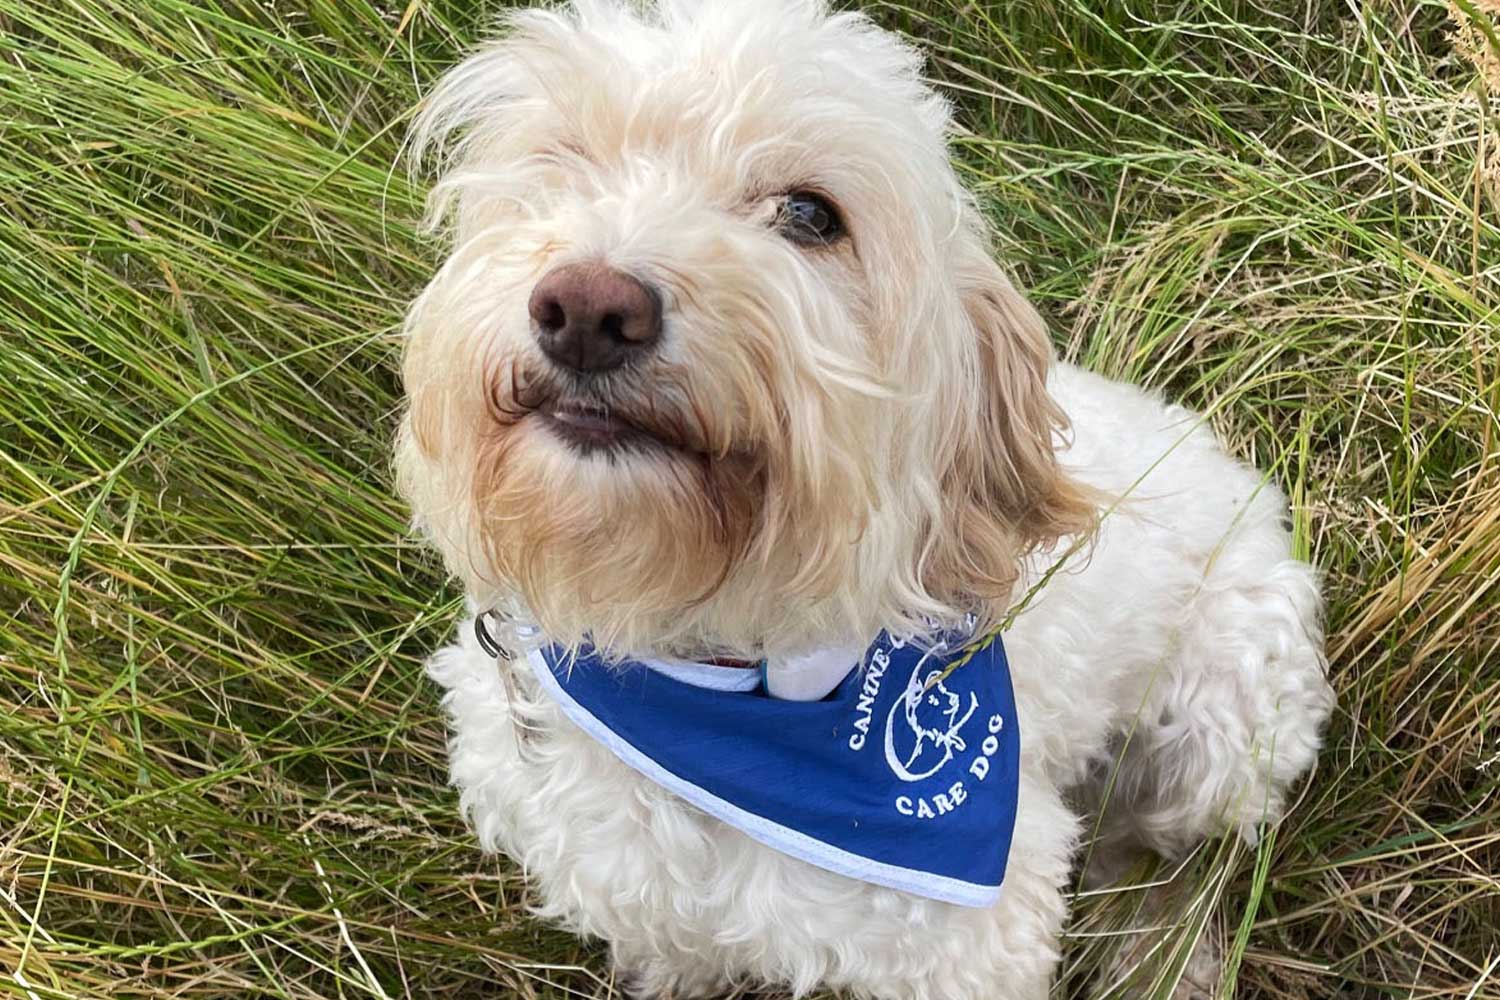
1166 927 1222 1000
613 955 750 1000
1095 875 1224 1000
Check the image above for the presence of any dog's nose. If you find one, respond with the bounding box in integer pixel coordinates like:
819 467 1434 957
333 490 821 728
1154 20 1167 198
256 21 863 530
528 262 661 374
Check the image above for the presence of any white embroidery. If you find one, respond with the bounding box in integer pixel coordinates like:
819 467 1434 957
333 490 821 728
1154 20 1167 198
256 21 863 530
846 647 891 751
883 647 979 782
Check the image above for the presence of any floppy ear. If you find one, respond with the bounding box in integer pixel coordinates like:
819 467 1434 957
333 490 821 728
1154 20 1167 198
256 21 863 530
928 255 1097 605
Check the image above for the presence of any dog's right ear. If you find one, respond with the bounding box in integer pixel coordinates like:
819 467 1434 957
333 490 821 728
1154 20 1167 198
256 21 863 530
928 252 1097 606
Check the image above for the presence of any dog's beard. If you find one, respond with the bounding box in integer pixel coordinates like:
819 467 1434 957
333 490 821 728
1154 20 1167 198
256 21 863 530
470 356 765 651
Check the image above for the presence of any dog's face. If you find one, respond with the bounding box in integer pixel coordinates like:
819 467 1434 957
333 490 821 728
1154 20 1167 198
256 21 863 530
397 0 1093 657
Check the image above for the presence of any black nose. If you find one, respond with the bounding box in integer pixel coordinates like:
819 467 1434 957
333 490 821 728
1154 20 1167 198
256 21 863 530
528 262 662 373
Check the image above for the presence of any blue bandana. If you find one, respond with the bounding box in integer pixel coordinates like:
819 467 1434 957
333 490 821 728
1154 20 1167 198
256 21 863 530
525 628 1020 907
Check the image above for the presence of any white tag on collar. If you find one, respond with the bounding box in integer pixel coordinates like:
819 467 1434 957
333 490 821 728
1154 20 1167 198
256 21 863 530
763 644 866 700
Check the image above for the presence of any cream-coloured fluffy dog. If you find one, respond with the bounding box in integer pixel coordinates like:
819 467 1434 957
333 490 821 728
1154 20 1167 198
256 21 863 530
395 1 1334 996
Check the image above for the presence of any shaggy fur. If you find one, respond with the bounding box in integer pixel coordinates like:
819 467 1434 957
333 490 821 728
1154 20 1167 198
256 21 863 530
396 2 1334 996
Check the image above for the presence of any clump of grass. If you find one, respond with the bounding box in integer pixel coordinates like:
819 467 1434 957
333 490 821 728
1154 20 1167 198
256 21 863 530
1 0 1497 997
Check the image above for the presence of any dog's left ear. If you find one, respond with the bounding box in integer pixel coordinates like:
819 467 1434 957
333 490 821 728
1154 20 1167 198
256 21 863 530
929 254 1098 605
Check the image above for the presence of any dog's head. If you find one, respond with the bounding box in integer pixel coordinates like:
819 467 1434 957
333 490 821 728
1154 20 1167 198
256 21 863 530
397 0 1094 657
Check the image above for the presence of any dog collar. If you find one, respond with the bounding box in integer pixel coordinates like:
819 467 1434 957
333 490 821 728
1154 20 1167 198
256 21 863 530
521 627 1020 907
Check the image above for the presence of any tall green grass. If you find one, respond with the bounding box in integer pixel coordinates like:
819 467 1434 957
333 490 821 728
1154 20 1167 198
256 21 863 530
1 0 1497 996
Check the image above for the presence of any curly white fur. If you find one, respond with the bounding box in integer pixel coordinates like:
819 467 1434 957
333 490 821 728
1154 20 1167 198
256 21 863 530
398 2 1334 997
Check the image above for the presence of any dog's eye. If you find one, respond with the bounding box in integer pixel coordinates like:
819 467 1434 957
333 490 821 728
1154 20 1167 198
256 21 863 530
777 190 844 246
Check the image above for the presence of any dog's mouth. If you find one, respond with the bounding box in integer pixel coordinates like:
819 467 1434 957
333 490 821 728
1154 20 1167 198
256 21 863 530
489 361 726 459
539 397 685 456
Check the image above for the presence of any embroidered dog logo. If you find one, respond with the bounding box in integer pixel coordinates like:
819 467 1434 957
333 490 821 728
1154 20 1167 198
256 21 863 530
883 648 978 782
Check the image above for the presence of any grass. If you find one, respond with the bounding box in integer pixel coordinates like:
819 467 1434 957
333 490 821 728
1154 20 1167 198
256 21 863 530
1 0 1498 996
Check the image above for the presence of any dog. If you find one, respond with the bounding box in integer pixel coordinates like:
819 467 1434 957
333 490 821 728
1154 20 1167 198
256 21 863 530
394 1 1334 996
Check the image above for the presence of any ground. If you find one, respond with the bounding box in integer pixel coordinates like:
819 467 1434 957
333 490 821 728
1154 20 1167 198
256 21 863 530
2 0 1498 997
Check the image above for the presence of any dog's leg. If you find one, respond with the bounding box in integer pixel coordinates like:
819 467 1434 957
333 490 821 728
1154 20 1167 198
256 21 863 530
1064 492 1329 998
603 770 1078 1000
1096 505 1333 860
611 947 739 1000
802 770 1079 1000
